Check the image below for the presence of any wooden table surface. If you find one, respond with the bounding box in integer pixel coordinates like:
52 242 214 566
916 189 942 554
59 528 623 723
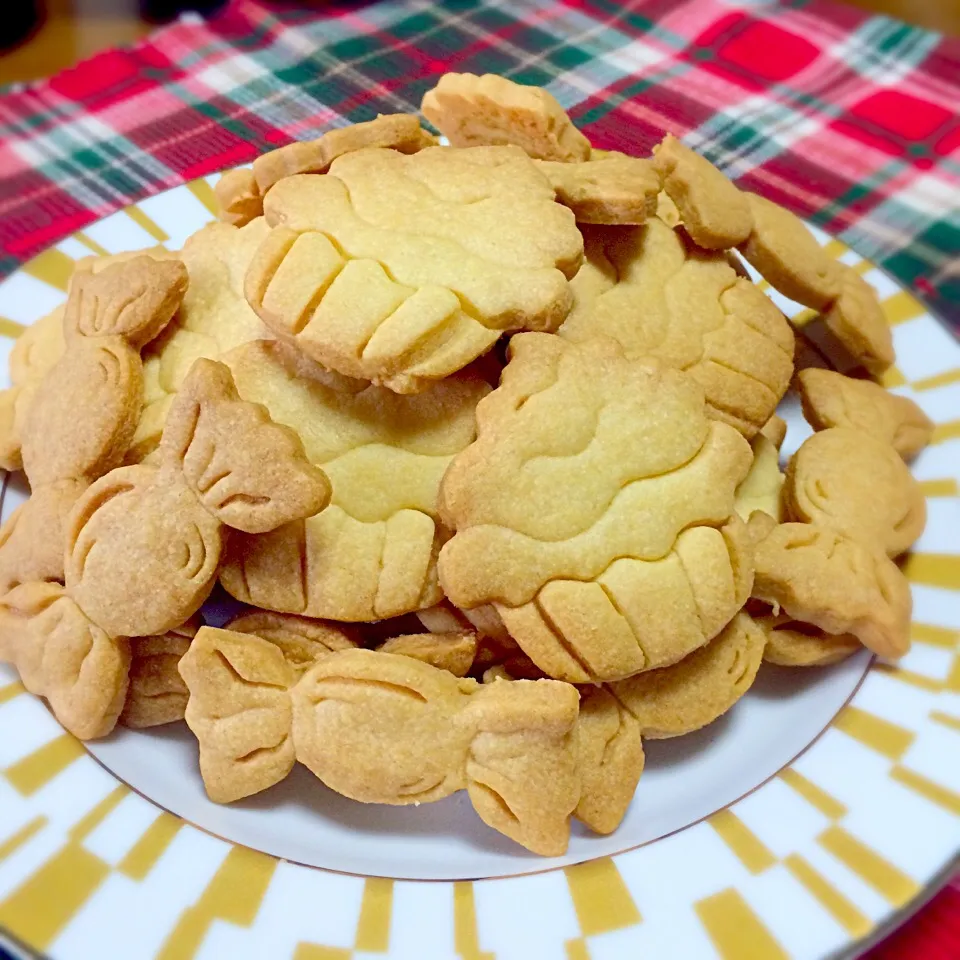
0 0 957 86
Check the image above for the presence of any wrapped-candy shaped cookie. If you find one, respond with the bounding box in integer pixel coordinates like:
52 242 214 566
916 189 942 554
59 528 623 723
179 629 580 856
0 256 188 592
439 333 756 683
751 522 912 659
0 358 330 739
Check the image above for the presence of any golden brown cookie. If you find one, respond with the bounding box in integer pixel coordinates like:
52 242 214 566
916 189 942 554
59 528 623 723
0 257 188 593
752 522 911 658
180 630 581 855
783 427 925 557
377 631 478 677
215 169 261 228
575 685 644 834
735 433 784 522
559 219 794 438
607 611 766 738
421 73 590 161
439 333 755 683
798 368 932 458
760 413 787 449
218 338 487 620
120 619 199 728
820 269 894 376
652 134 753 249
739 193 843 310
226 610 361 672
535 154 661 224
757 612 861 667
246 145 583 392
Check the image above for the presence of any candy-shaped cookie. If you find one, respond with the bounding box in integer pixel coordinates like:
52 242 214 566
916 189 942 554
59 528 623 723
179 630 580 855
120 619 200 728
215 115 435 227
0 359 329 739
651 135 753 249
0 256 188 593
783 428 925 557
559 218 794 438
421 73 591 162
245 145 583 392
439 334 755 683
535 154 661 224
756 612 860 667
752 522 912 659
819 268 894 376
797 368 932 459
218 339 487 620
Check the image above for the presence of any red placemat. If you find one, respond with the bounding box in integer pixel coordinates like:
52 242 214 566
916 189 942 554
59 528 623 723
0 2 957 958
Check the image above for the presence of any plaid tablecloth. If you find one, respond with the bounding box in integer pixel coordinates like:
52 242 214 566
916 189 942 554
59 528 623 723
0 1 956 957
0 0 957 329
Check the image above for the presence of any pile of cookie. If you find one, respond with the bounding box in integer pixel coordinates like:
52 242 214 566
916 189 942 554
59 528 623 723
0 73 931 856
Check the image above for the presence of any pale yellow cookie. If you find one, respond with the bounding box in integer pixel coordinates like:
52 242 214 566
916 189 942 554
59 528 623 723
607 611 765 738
218 338 487 620
821 269 894 376
784 427 925 557
652 134 752 249
439 333 754 683
738 193 843 310
752 522 911 658
535 154 661 224
559 219 794 437
246 145 583 392
735 433 784 522
421 73 590 161
120 619 199 728
757 612 860 667
798 368 931 458
132 217 273 461
760 413 787 449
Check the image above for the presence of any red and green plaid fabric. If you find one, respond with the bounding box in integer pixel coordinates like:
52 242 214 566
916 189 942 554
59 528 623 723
0 0 956 956
0 0 957 329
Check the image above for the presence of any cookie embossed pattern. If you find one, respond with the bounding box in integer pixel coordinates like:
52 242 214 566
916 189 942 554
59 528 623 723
0 73 956 960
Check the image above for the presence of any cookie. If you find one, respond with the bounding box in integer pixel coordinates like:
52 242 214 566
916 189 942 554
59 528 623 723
535 154 661 224
120 619 200 728
439 333 755 683
132 217 274 461
227 610 361 672
739 193 843 310
246 145 583 392
760 413 787 449
421 73 590 162
735 433 784 522
378 631 478 676
652 135 753 249
179 630 581 855
559 219 794 438
218 338 487 620
607 610 766 738
797 368 932 459
784 427 925 557
820 269 895 376
215 115 435 228
752 522 911 658
757 612 860 667
575 685 644 834
0 257 188 593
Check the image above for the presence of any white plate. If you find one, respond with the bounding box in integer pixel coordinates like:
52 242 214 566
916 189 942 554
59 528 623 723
0 177 958 960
